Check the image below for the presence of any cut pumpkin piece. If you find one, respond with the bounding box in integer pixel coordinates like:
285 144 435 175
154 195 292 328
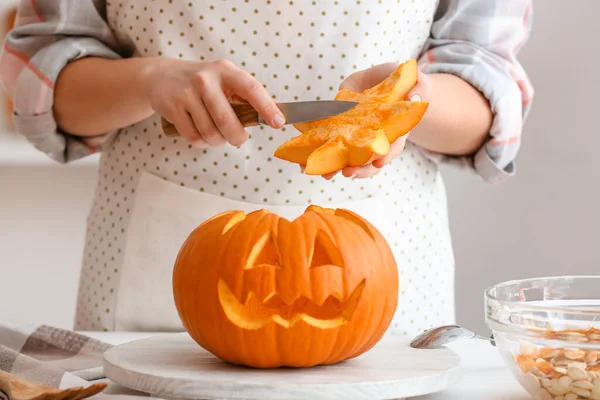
382 101 429 142
303 137 349 176
294 89 361 134
292 120 315 135
272 130 327 165
303 129 391 176
346 130 390 167
335 89 361 102
276 58 428 175
360 58 419 103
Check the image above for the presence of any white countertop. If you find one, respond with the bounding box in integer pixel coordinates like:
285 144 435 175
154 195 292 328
87 332 531 400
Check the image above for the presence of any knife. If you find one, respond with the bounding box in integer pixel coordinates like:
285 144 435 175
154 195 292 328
160 100 358 137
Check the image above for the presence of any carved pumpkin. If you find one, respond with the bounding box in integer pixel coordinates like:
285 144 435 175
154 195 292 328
274 59 428 175
172 206 398 368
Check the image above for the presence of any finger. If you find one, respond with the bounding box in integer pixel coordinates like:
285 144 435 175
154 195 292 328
354 164 382 179
322 171 338 180
372 136 407 168
222 63 285 129
228 93 247 103
338 73 363 92
406 70 432 101
299 164 338 179
342 164 382 179
188 97 227 147
166 111 208 148
200 84 248 147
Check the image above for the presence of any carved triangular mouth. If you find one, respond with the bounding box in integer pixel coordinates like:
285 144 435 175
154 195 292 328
217 279 366 330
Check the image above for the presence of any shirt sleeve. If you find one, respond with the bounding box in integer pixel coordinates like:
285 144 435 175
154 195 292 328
0 0 127 163
417 0 534 184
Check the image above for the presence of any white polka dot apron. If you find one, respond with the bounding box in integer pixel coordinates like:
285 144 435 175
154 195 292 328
75 0 456 339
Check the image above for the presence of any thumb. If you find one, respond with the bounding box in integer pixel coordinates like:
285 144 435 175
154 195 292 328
339 73 363 92
406 70 432 102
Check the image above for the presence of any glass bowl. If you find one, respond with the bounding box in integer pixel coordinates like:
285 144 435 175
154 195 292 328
485 276 600 400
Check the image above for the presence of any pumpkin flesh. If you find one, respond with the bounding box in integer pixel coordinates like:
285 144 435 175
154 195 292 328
275 59 428 175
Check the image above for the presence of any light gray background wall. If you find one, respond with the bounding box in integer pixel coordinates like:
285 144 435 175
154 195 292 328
443 0 600 334
0 1 597 333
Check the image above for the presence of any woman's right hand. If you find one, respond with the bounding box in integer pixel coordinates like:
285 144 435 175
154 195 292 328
141 58 285 148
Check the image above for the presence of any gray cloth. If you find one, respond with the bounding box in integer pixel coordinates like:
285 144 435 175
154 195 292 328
0 320 150 399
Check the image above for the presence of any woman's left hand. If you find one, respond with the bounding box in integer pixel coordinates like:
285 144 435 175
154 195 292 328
322 62 432 180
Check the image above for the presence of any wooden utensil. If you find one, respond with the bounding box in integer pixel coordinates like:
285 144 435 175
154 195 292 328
0 370 107 400
161 103 261 138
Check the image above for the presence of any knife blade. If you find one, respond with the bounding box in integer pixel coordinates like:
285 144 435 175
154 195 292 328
272 100 358 125
161 100 358 137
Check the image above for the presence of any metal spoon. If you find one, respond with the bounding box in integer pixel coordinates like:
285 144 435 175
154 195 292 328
410 325 496 349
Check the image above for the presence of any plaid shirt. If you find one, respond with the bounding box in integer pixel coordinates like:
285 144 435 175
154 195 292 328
0 0 533 183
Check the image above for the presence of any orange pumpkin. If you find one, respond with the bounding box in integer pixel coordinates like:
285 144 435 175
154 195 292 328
274 59 428 175
172 205 398 368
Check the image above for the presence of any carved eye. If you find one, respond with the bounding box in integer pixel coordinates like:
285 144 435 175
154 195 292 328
309 229 344 269
245 231 280 269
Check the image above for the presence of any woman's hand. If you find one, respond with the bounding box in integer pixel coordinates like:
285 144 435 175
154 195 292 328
142 58 285 148
322 62 432 180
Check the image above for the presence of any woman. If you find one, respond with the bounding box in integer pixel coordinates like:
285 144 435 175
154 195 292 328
0 0 533 334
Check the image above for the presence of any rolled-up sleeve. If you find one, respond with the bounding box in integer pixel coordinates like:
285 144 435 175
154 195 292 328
418 0 534 184
0 0 125 163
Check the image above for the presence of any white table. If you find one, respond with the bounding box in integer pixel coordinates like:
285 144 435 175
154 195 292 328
87 332 532 400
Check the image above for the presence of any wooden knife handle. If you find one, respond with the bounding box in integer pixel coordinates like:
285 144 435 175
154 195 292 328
161 103 259 138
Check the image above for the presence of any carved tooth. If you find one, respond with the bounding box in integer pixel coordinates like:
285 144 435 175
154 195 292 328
218 278 366 330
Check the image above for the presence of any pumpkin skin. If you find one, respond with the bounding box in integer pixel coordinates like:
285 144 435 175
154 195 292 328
172 206 398 368
274 59 428 175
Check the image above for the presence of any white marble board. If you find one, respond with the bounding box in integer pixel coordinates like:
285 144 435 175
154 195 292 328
103 333 461 400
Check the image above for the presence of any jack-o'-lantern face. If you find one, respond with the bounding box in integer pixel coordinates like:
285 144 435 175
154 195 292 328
216 215 367 330
173 206 398 368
